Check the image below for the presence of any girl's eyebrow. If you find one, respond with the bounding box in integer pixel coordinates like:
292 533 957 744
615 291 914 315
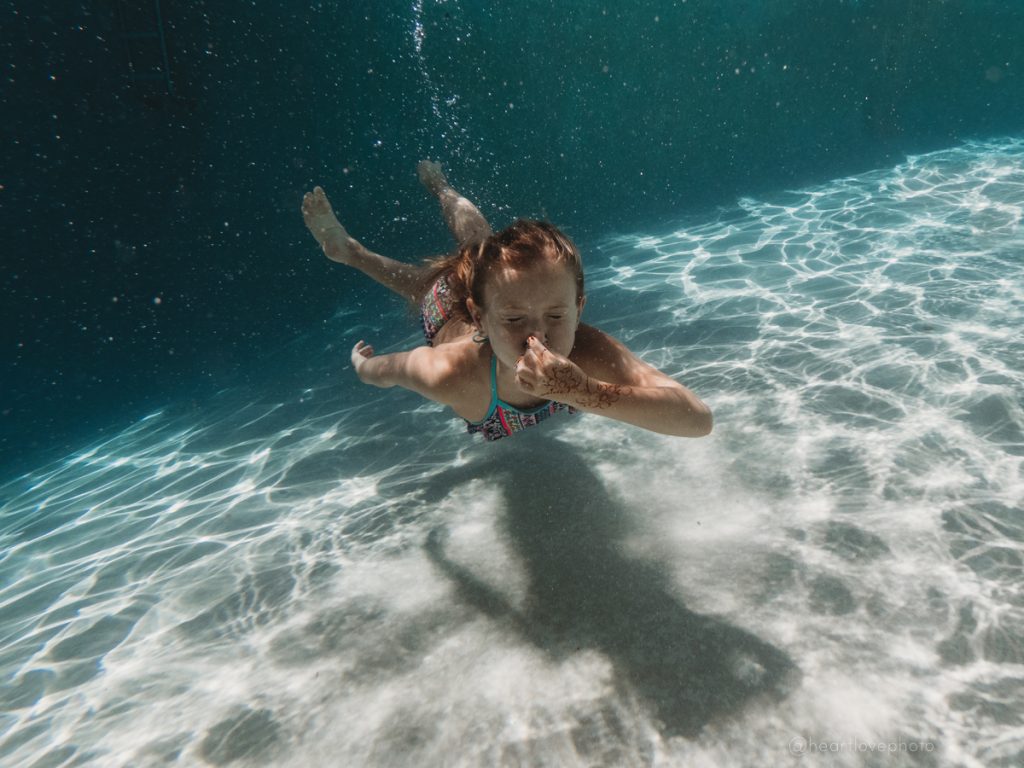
499 302 570 312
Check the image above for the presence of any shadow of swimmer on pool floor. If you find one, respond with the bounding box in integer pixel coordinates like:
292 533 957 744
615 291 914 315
419 436 800 740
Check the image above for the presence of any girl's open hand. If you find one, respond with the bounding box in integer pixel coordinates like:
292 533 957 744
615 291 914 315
351 340 375 372
514 336 587 400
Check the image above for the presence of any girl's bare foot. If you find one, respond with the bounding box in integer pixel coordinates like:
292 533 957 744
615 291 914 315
301 186 360 265
417 160 450 197
417 159 492 245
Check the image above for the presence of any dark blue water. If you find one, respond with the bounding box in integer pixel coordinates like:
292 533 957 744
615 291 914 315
4 0 1023 472
2 2 1023 766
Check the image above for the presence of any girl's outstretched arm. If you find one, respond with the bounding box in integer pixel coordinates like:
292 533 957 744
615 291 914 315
515 328 713 438
351 341 460 405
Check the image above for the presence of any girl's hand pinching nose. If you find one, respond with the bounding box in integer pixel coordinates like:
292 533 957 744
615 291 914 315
515 336 587 399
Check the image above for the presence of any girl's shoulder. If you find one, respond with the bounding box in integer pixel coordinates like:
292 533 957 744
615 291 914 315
430 334 491 384
431 316 475 347
388 337 487 414
570 324 671 387
570 323 622 360
428 336 492 419
432 334 489 371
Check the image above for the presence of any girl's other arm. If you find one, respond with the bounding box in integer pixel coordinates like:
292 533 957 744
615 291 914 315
516 329 713 438
351 341 459 405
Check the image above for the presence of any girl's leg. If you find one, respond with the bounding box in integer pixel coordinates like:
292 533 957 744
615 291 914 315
417 160 493 246
302 186 430 303
301 162 492 302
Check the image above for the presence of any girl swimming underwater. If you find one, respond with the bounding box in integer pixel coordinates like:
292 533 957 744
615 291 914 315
301 161 712 441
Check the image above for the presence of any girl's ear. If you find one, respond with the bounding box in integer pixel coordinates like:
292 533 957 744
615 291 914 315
576 294 587 324
466 297 484 329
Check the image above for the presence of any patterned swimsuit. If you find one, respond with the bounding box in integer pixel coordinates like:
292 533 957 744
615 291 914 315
420 274 577 441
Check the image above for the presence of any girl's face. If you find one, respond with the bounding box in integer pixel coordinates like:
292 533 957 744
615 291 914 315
470 260 584 367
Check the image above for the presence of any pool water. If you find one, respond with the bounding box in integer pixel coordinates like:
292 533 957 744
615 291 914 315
1 137 1021 766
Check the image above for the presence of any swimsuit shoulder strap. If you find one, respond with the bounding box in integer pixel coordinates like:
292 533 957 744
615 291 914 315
482 354 499 418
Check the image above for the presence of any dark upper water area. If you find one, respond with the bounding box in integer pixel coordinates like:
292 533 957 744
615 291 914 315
2 0 1023 474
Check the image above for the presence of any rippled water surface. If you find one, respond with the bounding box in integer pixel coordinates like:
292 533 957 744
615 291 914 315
1 138 1022 767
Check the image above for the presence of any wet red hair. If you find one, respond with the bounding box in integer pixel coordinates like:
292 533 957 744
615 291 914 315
417 219 585 323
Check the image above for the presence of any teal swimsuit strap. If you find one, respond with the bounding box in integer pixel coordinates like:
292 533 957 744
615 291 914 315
490 354 557 416
484 355 500 418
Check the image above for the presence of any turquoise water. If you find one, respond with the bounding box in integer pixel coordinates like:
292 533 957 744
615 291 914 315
2 138 1021 766
6 1 1023 470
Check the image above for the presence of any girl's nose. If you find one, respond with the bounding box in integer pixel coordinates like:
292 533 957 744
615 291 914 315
525 332 548 349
